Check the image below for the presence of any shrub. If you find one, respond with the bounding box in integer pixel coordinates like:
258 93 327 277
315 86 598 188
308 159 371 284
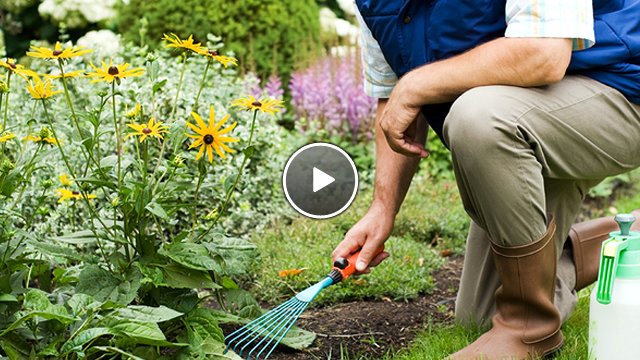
117 0 321 81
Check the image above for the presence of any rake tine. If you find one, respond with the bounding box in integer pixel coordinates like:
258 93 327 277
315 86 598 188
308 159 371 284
238 300 307 357
255 302 310 359
224 298 298 352
245 301 309 359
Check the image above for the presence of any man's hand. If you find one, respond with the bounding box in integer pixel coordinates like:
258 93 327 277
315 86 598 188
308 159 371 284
380 78 429 158
332 204 393 274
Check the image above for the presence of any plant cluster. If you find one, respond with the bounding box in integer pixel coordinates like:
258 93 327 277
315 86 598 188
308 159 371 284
0 33 307 359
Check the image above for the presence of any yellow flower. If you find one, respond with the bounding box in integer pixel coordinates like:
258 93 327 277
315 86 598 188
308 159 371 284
59 173 73 187
27 42 92 60
162 33 206 54
56 188 96 203
186 105 239 163
231 96 284 115
26 75 62 100
196 48 238 68
125 118 168 143
24 134 59 145
0 132 15 143
44 69 85 80
126 103 142 119
87 60 145 84
0 58 38 79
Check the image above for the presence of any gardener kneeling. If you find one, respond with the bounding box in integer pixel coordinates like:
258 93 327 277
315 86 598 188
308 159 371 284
332 1 640 359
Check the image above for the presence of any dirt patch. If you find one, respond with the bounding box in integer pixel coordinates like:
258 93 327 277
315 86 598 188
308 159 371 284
258 256 463 360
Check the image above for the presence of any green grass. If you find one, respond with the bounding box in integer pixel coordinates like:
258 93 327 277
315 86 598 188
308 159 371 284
384 290 591 360
247 174 468 306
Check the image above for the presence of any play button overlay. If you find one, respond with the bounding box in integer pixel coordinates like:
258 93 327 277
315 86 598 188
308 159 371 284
283 143 358 219
313 167 335 192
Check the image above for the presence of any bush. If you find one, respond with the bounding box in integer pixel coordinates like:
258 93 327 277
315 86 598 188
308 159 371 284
117 0 321 81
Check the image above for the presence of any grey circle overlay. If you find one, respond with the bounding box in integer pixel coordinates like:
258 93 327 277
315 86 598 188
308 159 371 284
283 143 359 219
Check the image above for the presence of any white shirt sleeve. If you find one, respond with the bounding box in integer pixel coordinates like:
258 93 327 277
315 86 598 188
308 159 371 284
505 0 595 50
354 3 398 98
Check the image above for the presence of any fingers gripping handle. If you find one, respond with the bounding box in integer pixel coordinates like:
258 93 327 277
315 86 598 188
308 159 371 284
329 248 384 283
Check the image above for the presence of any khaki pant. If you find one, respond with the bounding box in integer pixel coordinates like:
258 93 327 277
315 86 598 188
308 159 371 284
441 75 640 327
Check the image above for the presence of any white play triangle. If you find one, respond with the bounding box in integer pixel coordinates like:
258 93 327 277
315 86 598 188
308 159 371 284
313 167 335 193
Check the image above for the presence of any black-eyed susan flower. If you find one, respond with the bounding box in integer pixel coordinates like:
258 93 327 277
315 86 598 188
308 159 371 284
24 129 59 145
125 118 168 143
196 48 238 68
56 188 96 203
231 96 284 115
87 60 144 84
0 58 38 79
162 33 206 54
26 75 62 100
186 105 239 163
59 173 73 187
27 42 92 60
0 132 15 143
44 69 85 80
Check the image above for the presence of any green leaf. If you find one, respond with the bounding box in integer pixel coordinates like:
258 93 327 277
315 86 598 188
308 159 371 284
73 177 118 190
61 327 111 355
108 320 167 345
185 308 224 343
67 293 103 316
159 242 223 272
114 305 183 323
160 262 221 290
223 289 261 319
54 230 100 245
0 311 76 336
89 346 146 360
145 201 169 220
76 265 141 305
243 145 255 158
152 79 168 94
205 236 258 276
279 325 316 350
0 294 17 303
28 239 86 261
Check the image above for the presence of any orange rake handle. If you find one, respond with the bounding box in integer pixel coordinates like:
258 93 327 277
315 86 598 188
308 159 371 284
330 247 384 283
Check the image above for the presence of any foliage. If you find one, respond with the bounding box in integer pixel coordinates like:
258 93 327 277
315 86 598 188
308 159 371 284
0 36 305 357
117 0 321 81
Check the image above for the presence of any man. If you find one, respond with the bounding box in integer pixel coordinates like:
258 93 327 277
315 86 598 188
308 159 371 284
331 0 640 358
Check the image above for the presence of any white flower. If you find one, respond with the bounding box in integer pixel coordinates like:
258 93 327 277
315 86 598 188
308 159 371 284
77 30 121 58
337 0 356 16
38 0 116 29
319 7 359 45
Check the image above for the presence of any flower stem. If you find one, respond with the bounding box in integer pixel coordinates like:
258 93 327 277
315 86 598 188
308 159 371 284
197 110 258 242
2 72 11 133
192 167 206 235
171 53 188 120
194 59 212 110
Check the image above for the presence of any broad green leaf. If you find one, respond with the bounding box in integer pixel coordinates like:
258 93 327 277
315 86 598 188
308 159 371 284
223 289 262 319
115 305 183 323
0 338 29 360
204 237 258 276
76 265 141 305
243 145 255 157
185 308 224 343
160 262 221 290
61 327 111 354
108 320 167 345
145 201 169 220
279 325 316 350
0 294 17 303
67 293 102 316
74 177 118 190
28 240 86 261
159 242 222 272
152 79 168 94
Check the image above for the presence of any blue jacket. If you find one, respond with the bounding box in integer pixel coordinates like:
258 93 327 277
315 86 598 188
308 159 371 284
356 0 640 142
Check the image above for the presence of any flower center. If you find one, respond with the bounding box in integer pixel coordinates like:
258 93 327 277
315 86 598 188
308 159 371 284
142 127 152 134
108 66 119 75
203 134 214 145
53 50 63 56
251 101 262 107
208 50 219 56
8 62 16 69
72 190 80 195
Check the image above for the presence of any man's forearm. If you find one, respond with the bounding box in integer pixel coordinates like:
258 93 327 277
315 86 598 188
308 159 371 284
402 37 573 106
371 99 426 216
